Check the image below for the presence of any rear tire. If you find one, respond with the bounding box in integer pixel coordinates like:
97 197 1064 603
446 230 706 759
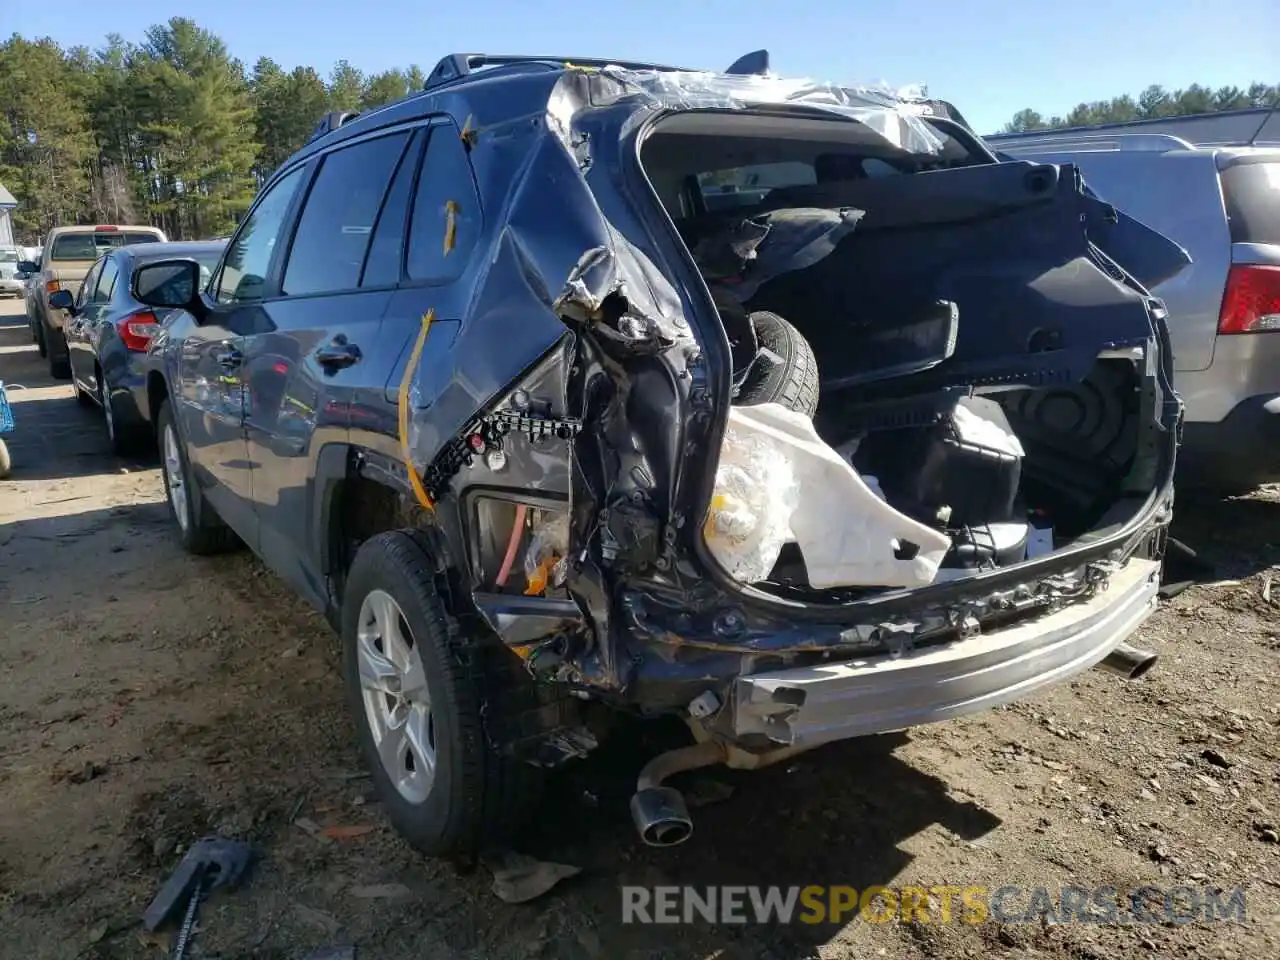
73 377 95 408
35 318 47 358
0 439 10 479
734 310 820 418
342 531 542 858
156 399 239 555
48 334 70 380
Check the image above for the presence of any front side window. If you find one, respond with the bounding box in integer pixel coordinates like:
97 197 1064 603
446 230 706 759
216 166 305 304
282 132 411 297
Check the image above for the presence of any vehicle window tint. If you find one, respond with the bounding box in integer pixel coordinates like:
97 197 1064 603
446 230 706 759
122 233 161 245
405 124 482 284
94 259 120 302
283 132 411 296
361 130 425 288
75 260 103 308
862 158 904 178
216 166 305 304
1222 161 1280 245
697 162 816 212
52 235 104 260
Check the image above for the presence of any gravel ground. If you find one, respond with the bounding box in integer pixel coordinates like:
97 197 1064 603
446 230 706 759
1 298 1277 960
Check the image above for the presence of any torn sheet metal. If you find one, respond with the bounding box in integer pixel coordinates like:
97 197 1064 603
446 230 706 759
714 403 951 588
600 68 947 155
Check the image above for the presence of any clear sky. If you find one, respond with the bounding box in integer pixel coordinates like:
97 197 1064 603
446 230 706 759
14 0 1279 134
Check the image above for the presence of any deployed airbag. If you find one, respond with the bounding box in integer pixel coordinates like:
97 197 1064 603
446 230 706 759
705 403 951 588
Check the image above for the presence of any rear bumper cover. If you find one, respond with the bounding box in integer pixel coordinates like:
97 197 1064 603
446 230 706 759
731 558 1161 748
1179 394 1280 488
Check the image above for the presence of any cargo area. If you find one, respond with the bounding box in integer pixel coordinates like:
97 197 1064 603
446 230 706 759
638 111 1176 598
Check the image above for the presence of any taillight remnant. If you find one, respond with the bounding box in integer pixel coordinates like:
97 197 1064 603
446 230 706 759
118 310 160 352
1219 264 1280 334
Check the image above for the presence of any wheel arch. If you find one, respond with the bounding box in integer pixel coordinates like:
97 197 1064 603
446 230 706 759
315 444 454 625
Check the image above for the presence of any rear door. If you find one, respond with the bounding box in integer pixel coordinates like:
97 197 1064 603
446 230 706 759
242 128 418 603
66 257 106 393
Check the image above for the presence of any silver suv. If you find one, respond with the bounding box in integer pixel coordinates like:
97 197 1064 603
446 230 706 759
988 123 1280 493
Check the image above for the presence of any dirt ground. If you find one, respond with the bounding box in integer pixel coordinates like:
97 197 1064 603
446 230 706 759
1 296 1278 960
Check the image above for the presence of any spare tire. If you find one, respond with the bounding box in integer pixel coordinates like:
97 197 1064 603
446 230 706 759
734 310 820 418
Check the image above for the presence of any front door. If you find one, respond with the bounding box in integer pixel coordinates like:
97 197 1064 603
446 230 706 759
176 165 309 546
242 129 417 603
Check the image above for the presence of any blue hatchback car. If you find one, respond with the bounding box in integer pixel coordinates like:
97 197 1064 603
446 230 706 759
51 241 225 453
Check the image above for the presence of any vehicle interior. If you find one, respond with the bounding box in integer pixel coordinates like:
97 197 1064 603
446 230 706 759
638 111 1171 598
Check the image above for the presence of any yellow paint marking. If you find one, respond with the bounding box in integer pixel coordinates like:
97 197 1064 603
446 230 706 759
397 308 436 512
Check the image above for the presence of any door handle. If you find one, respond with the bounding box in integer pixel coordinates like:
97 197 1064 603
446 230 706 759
215 347 243 369
314 336 361 370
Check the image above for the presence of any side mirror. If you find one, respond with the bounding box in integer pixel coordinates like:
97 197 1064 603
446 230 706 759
17 260 38 274
48 289 75 311
133 258 208 319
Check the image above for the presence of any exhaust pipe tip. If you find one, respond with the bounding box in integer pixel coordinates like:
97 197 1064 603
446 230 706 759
630 786 694 847
1098 643 1159 680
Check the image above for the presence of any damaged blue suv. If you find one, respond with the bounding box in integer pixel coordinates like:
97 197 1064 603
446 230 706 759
133 51 1187 856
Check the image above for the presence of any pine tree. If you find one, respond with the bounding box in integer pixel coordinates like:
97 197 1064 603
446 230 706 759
0 35 95 239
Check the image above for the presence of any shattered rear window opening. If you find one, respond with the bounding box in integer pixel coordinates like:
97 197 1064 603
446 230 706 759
598 68 949 156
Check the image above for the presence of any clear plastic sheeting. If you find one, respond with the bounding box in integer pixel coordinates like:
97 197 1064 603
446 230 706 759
704 413 802 583
708 403 952 588
952 401 1026 458
604 69 947 155
524 511 570 595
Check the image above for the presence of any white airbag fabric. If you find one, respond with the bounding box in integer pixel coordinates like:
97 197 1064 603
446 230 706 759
705 403 951 588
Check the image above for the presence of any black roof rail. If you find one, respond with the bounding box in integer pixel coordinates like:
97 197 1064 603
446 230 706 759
423 53 697 90
307 110 360 145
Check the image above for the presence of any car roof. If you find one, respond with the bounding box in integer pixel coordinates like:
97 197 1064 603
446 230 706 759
274 52 961 188
47 224 165 237
117 240 225 261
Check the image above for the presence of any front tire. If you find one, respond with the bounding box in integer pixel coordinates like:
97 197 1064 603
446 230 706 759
156 399 238 555
342 531 541 857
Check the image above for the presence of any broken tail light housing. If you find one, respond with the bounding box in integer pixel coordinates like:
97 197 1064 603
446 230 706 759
117 310 159 352
1218 264 1280 334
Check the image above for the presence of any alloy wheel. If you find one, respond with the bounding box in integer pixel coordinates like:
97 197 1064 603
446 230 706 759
356 589 437 804
162 423 190 532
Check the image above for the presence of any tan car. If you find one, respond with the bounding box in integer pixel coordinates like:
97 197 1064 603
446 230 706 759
22 224 167 378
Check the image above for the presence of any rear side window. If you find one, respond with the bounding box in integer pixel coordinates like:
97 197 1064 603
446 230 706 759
361 130 425 289
405 123 482 284
75 260 103 308
1222 161 1280 245
283 132 412 297
95 259 120 302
